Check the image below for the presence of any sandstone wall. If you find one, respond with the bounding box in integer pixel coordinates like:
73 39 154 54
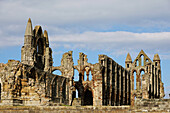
135 99 170 112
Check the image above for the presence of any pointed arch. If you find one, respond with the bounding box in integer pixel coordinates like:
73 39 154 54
140 69 145 90
84 87 93 105
132 50 152 67
132 70 137 90
74 69 79 81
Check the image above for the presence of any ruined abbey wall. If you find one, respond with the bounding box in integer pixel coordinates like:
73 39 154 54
125 50 165 106
98 55 131 106
0 18 166 107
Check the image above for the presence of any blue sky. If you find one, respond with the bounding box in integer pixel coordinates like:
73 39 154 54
0 0 170 98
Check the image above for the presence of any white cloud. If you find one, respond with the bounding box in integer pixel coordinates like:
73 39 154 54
0 0 170 27
50 31 170 50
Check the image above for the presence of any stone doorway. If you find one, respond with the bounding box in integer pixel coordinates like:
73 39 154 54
84 89 93 105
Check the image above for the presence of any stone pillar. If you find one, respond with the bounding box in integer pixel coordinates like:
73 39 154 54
158 72 160 98
60 87 63 104
82 72 84 81
150 65 153 98
44 47 50 71
93 71 103 106
119 66 121 105
156 69 159 98
86 73 89 81
155 68 158 98
154 68 156 98
69 79 73 105
127 71 130 105
109 60 112 106
56 79 59 97
114 64 117 106
130 71 135 106
136 72 140 92
111 63 115 106
123 69 126 105
104 58 107 105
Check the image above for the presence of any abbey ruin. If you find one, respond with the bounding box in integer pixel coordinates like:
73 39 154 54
0 18 165 107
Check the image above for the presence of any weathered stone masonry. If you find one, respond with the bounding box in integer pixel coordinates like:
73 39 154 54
0 19 165 107
125 50 165 106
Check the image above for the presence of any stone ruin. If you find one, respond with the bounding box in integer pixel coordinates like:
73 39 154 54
0 18 165 106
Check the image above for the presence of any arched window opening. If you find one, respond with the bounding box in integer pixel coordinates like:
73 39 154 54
133 71 137 90
158 70 161 98
84 71 87 81
89 71 92 81
155 62 157 66
146 59 148 62
52 70 62 76
136 60 139 67
141 55 144 66
76 89 78 98
84 88 93 105
74 69 79 81
37 38 44 55
140 70 145 89
36 38 44 70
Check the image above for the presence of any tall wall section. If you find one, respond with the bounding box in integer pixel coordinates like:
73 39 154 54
99 55 131 106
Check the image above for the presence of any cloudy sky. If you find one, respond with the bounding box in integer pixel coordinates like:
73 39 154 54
0 0 170 98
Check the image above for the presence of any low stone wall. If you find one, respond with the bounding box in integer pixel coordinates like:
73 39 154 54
0 102 170 113
0 106 130 113
135 99 170 112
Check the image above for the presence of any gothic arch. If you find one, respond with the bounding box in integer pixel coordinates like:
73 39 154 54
84 86 93 105
51 75 58 85
51 67 62 73
36 38 44 55
139 68 145 74
84 85 94 96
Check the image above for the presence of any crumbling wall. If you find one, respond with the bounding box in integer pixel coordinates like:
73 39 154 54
0 60 49 106
99 55 131 106
135 99 170 112
125 50 165 106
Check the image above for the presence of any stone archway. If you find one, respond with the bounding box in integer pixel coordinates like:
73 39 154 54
84 88 93 105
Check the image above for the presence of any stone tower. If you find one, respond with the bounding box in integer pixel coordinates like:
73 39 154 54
125 53 132 70
21 18 53 71
21 18 35 66
153 54 160 68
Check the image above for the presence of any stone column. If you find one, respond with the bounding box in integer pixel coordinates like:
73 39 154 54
155 68 158 98
136 72 140 92
130 72 134 106
109 60 112 106
119 66 121 105
104 58 107 105
82 72 84 81
154 68 156 98
150 65 153 98
114 64 117 106
69 78 73 105
86 73 89 81
93 70 103 106
123 69 125 105
156 69 159 98
127 71 130 105
56 79 59 97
